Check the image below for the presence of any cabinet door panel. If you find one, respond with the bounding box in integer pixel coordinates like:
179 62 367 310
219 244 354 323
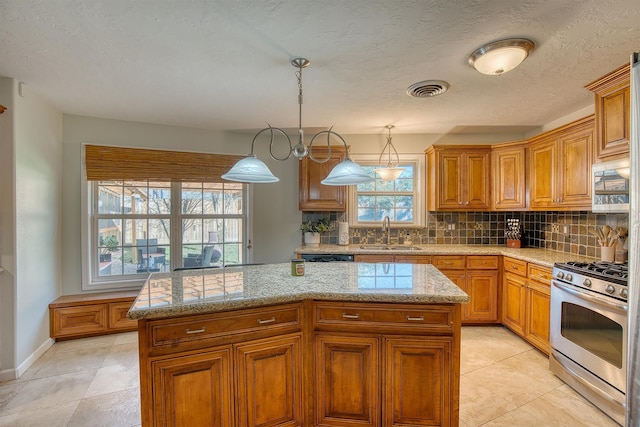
465 152 490 209
439 153 463 208
299 146 346 211
315 334 379 426
492 145 527 210
383 337 452 427
235 334 303 427
560 125 593 208
526 282 551 355
151 347 233 427
529 139 557 209
465 271 499 323
502 273 526 336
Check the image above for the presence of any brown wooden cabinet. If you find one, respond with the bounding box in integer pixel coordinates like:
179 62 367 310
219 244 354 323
150 347 234 427
585 63 631 160
491 142 527 210
502 257 551 354
235 334 303 427
312 301 460 427
49 290 138 339
315 334 380 426
434 255 499 324
299 145 347 211
426 145 491 211
383 336 453 426
139 300 462 427
529 116 594 210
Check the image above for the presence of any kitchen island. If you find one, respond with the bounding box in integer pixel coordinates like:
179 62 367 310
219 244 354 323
128 262 469 427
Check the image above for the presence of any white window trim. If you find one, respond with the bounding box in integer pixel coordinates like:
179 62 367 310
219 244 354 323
348 153 425 228
81 174 251 291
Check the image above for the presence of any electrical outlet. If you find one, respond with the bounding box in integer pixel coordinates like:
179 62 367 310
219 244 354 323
474 223 483 230
551 224 559 233
446 224 455 230
562 225 570 234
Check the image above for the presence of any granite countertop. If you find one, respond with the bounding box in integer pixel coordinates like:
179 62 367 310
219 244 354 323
295 244 598 268
127 262 469 320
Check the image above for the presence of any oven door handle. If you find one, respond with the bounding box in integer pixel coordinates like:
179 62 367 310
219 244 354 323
552 281 628 312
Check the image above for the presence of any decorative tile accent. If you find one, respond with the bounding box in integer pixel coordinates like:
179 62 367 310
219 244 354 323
301 211 629 257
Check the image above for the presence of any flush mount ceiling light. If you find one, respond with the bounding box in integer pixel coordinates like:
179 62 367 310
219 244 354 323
373 125 405 181
222 58 374 186
468 38 534 76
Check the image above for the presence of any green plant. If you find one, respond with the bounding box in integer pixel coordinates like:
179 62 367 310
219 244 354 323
99 235 119 253
300 218 334 233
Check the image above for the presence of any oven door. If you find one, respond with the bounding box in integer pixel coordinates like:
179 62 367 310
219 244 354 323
550 280 628 393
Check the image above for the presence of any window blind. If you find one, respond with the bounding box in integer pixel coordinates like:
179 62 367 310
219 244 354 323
84 145 244 182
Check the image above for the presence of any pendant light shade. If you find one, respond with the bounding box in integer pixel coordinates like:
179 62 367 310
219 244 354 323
374 125 405 181
468 38 534 76
221 57 373 186
321 159 373 186
221 155 279 183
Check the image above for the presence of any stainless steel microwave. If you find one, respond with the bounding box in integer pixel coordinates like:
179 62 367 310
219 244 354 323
592 158 630 212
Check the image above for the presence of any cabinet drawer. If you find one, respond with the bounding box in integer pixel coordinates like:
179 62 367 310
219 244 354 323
314 302 455 333
109 301 138 330
432 255 465 270
52 304 108 337
528 264 553 286
150 304 301 348
504 257 527 277
466 256 499 269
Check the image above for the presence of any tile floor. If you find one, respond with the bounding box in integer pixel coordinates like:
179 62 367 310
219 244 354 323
0 326 619 426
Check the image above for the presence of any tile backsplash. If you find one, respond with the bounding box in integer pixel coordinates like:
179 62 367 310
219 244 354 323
301 211 629 258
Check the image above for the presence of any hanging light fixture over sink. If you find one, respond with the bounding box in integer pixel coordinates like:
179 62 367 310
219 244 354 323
222 58 374 186
374 125 405 181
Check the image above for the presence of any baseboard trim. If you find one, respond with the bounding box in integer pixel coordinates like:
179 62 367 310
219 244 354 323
1 337 55 380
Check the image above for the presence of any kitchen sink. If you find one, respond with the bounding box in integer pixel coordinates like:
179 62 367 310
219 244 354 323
359 245 423 251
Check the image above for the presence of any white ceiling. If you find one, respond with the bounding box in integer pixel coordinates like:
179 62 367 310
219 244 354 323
0 0 639 135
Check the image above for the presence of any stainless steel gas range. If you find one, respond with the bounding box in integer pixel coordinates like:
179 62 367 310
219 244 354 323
550 261 628 425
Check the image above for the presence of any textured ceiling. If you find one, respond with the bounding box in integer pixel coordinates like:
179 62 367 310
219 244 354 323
0 0 639 135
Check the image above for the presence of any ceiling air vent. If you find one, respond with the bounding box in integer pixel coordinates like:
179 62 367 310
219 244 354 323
406 80 450 98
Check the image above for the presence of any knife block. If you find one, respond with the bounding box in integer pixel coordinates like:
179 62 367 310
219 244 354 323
506 239 522 248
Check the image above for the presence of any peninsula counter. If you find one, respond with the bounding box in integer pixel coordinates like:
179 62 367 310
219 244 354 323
129 262 469 427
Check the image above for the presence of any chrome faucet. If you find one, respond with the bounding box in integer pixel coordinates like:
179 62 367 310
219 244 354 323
382 215 391 245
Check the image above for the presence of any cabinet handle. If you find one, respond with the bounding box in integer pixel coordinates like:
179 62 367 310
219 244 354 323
511 264 519 269
257 317 276 324
185 327 206 334
406 316 424 321
443 261 453 265
342 313 360 319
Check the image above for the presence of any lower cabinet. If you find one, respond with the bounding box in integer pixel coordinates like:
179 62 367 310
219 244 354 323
502 257 552 354
435 255 499 324
354 254 431 264
315 334 380 426
151 348 234 426
139 301 461 427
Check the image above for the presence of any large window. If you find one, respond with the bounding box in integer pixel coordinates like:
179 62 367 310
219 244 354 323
348 154 424 227
87 179 247 290
83 145 246 290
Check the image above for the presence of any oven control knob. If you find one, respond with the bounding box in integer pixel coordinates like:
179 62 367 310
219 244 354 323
583 279 592 288
620 289 628 299
605 285 615 294
565 274 573 282
557 272 565 279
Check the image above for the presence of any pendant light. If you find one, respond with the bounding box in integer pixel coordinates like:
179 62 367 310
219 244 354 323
373 125 405 181
222 58 374 186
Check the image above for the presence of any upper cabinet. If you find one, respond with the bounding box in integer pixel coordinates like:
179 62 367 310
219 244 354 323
426 145 491 211
299 145 347 211
529 116 594 210
491 141 528 210
585 63 631 161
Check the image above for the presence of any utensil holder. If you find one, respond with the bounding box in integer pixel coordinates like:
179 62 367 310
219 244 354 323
600 246 615 262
